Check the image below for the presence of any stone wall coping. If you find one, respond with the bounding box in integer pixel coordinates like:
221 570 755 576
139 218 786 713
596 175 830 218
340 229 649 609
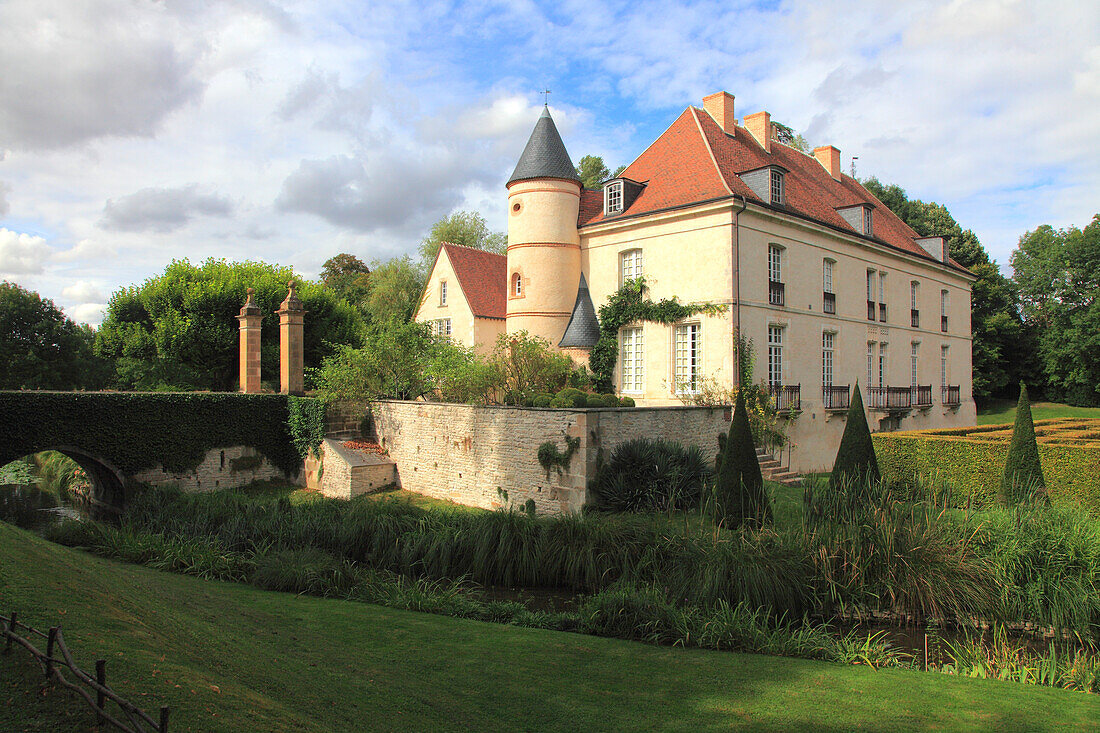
323 438 396 468
371 399 728 414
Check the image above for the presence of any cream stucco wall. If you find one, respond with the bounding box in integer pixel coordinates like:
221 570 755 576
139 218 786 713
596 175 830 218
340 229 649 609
414 248 503 354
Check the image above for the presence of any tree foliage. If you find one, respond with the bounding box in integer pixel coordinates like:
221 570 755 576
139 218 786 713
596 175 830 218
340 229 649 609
418 211 506 267
1000 383 1046 505
364 255 425 326
830 383 880 489
862 177 1035 401
0 281 109 390
576 155 627 189
1011 215 1100 406
320 253 371 306
95 259 363 392
714 389 770 529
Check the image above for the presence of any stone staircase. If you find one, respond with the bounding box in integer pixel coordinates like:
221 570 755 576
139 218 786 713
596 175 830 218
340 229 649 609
757 448 801 487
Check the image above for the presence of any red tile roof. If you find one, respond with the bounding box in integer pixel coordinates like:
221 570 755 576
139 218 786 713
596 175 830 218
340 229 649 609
441 243 507 319
579 106 967 272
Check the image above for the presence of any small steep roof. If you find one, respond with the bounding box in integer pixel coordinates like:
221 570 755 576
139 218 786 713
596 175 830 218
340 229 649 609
439 243 507 319
508 106 581 186
558 273 600 348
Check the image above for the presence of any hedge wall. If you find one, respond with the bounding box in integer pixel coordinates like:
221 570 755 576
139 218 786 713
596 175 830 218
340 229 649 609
0 392 321 476
873 426 1100 515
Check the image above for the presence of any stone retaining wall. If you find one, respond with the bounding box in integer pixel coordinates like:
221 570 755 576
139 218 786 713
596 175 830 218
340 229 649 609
131 445 289 492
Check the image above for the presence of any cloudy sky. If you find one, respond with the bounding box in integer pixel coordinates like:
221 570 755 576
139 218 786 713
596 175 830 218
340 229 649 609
1 0 1097 326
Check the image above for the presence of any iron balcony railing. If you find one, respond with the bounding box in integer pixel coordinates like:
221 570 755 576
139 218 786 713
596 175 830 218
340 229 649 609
867 299 876 321
911 384 932 406
769 280 785 306
942 385 961 405
911 309 920 328
769 384 801 411
941 315 949 332
823 291 836 315
822 385 850 410
869 386 913 410
879 302 887 322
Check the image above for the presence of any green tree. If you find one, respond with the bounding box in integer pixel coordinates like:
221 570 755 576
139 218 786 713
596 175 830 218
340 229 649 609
829 382 880 489
320 253 371 306
95 259 363 391
418 211 506 267
0 282 109 390
576 155 626 188
365 255 425 325
714 389 770 529
1000 382 1046 505
862 177 1035 401
1011 215 1100 406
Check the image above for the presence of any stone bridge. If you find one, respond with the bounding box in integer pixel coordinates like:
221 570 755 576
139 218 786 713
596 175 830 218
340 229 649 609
0 392 305 511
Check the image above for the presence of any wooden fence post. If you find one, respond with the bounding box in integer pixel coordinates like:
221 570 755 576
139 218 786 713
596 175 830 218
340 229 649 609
160 705 171 732
3 612 14 653
96 659 106 724
45 627 58 679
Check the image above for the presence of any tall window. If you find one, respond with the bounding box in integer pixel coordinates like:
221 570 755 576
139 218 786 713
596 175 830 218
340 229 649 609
512 272 522 297
940 289 949 331
604 181 623 215
768 245 782 283
767 326 784 386
941 345 949 387
823 259 834 293
620 249 643 284
878 343 888 388
863 207 874 237
822 332 835 386
879 272 886 302
867 270 876 321
867 342 875 387
674 324 702 394
910 342 919 386
620 327 644 393
440 280 447 306
770 169 784 205
910 281 920 327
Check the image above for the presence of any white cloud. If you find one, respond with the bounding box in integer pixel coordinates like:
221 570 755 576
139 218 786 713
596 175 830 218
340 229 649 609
61 281 104 303
0 228 50 275
101 185 234 233
67 302 107 327
53 239 117 264
0 181 9 217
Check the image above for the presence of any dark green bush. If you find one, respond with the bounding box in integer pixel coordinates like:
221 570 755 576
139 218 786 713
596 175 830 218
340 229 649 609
1001 382 1046 505
714 390 769 528
590 438 711 512
532 394 553 408
618 396 635 407
548 397 568 408
554 388 587 407
830 383 880 490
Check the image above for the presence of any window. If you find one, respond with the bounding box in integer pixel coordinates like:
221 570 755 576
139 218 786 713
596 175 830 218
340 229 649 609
673 323 702 394
867 342 875 387
867 270 876 321
911 281 920 328
433 319 452 337
878 343 888 388
910 342 919 386
941 345 949 387
863 207 874 237
941 289 949 332
823 259 836 314
769 169 784 205
512 272 523 297
620 249 643 284
439 280 447 306
878 272 887 322
768 326 784 386
822 332 835 386
604 181 624 215
620 327 644 393
768 245 784 306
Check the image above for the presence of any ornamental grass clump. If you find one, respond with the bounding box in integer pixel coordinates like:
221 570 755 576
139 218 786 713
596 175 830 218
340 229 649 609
590 438 711 512
713 389 770 529
1000 382 1047 506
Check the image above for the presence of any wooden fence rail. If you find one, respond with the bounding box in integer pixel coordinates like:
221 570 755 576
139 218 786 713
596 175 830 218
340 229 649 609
2 611 169 733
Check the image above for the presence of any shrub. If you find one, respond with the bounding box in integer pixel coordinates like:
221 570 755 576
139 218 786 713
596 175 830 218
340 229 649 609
830 382 880 490
548 397 568 408
590 438 711 512
618 396 635 407
532 394 553 408
714 389 769 528
253 547 359 596
1000 382 1046 505
554 388 588 408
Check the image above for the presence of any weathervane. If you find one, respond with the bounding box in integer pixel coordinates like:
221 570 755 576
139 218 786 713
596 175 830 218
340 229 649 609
850 156 859 179
542 89 552 105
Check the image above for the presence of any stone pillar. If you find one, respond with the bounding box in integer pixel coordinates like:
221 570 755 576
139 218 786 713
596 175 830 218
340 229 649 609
237 288 262 393
277 280 305 395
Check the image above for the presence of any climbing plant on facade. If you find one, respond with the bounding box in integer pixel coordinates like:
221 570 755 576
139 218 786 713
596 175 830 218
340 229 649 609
589 279 727 393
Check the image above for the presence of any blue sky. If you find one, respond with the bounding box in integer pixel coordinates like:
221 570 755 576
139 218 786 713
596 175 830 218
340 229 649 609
1 0 1097 325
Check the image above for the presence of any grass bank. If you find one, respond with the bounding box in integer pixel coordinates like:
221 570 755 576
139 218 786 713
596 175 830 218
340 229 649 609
977 399 1100 425
2 522 1098 732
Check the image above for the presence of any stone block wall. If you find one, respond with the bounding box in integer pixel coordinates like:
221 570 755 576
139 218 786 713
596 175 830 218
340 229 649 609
131 445 290 492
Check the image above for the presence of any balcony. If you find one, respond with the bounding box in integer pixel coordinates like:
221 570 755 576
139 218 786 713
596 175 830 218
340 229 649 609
769 383 801 411
823 291 836 315
822 385 850 410
942 385 961 406
867 299 876 321
911 309 920 328
879 302 887 322
769 280 785 307
869 386 913 410
911 384 932 407
941 315 949 332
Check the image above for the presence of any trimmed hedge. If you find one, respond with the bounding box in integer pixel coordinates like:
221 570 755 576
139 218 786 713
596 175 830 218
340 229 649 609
873 425 1100 515
0 392 306 475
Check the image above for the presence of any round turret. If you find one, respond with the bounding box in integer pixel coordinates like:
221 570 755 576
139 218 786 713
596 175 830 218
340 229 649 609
505 107 583 347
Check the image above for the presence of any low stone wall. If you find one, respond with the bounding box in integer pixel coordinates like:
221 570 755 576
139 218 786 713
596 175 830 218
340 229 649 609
131 445 289 492
366 401 733 514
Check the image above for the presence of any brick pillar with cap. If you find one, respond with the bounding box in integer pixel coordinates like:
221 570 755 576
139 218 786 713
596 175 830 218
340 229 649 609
277 280 305 395
237 287 262 393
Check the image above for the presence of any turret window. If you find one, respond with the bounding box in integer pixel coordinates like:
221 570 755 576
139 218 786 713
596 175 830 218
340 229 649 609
512 272 523 297
604 181 624 215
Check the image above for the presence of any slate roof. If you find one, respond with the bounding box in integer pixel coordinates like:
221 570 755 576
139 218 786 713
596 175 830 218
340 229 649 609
507 106 581 186
440 243 507 319
577 106 969 273
558 273 600 349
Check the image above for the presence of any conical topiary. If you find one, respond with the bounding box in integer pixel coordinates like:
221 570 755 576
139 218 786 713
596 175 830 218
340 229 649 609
1000 382 1046 505
714 388 770 528
830 381 880 490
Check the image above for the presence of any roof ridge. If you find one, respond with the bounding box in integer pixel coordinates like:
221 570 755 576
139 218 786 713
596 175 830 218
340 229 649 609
691 107 733 195
441 241 506 256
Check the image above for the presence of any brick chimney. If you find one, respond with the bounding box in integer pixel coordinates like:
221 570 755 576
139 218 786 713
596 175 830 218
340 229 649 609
744 111 771 153
237 288 262 394
702 91 736 135
813 146 842 180
277 280 305 395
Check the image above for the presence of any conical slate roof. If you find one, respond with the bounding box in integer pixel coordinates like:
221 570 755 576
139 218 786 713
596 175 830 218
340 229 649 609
507 106 581 186
559 273 600 349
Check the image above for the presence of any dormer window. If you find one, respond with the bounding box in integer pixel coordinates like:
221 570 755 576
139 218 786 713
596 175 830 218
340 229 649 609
770 169 785 205
863 207 873 236
837 204 875 237
604 180 624 215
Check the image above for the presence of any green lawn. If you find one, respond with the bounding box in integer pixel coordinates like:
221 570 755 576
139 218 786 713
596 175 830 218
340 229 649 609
2 523 1098 731
977 399 1100 425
